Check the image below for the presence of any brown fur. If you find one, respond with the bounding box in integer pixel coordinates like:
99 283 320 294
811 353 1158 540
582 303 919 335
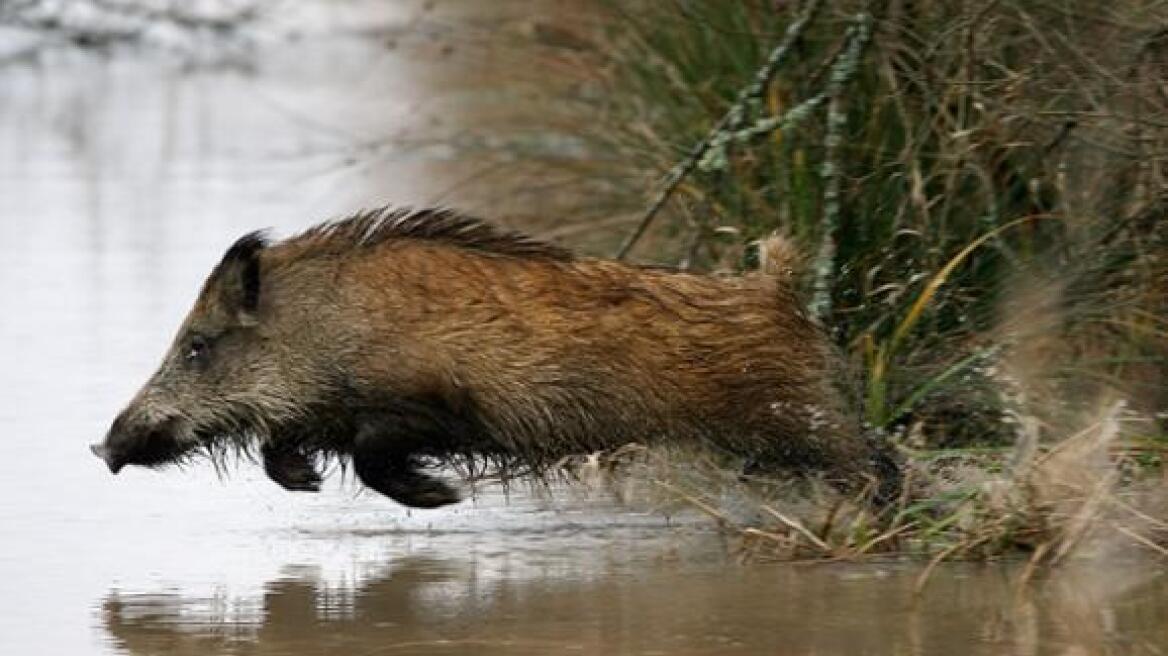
94 207 891 508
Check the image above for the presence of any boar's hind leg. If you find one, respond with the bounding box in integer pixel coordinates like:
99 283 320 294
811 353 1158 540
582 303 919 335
352 424 461 509
261 441 323 492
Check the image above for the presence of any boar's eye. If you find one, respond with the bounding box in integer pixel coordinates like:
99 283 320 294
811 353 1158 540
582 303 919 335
184 334 211 365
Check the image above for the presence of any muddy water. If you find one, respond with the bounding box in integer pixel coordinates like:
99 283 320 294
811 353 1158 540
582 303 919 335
1 3 1167 656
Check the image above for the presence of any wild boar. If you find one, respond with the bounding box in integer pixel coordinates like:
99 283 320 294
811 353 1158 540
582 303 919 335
91 207 896 508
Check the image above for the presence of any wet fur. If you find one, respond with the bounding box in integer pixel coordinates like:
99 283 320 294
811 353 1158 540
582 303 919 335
105 207 896 508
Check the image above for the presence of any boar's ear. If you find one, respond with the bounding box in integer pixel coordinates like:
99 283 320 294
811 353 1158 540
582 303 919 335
213 230 268 326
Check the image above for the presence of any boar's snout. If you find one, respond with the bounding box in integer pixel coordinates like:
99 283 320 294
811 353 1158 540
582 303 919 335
91 413 190 474
89 443 123 474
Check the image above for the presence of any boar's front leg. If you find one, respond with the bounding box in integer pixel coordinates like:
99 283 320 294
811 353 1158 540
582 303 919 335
261 440 323 492
351 422 461 509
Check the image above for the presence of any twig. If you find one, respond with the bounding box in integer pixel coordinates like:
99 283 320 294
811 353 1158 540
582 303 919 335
1108 496 1168 531
760 504 834 553
1114 523 1168 559
615 0 824 259
1014 541 1052 594
742 527 803 556
817 494 846 541
654 480 736 528
852 520 918 557
914 541 966 597
1049 469 1119 567
810 92 847 321
809 12 874 321
914 535 990 597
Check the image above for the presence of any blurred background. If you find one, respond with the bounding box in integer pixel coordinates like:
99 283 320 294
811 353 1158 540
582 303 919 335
1 1 1166 654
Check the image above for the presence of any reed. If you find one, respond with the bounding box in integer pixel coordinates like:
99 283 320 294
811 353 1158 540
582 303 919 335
581 0 1168 569
596 0 1167 449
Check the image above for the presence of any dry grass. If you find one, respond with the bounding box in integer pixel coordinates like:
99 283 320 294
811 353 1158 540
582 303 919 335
556 398 1168 582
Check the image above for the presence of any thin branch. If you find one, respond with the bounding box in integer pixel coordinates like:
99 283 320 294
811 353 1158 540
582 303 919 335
760 504 834 553
809 13 875 321
614 0 824 260
810 95 848 321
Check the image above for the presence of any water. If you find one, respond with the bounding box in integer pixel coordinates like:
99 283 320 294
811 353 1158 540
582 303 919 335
1 4 1167 655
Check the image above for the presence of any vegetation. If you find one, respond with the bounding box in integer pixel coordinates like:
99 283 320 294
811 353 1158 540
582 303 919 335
588 0 1168 568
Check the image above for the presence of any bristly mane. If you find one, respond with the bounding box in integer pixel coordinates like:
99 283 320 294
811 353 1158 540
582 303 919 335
293 206 574 262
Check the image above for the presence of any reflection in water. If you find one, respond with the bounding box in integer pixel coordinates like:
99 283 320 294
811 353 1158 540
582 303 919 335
100 557 1168 656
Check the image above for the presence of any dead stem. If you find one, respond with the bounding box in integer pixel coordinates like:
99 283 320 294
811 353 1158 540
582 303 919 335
760 505 834 553
653 479 735 529
915 536 992 597
1015 542 1052 594
1113 524 1168 559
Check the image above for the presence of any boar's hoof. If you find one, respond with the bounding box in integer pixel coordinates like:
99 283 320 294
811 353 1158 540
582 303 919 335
261 443 323 493
352 454 461 509
386 471 462 509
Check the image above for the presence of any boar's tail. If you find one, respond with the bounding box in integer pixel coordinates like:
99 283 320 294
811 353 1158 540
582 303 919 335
757 234 804 281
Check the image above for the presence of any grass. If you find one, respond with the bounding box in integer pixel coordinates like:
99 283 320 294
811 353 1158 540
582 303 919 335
582 0 1168 567
563 401 1168 582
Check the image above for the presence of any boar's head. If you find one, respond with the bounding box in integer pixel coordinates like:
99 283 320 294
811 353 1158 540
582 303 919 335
91 232 327 474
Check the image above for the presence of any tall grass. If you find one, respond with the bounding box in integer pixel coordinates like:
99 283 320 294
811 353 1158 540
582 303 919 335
598 0 1167 446
587 0 1168 564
